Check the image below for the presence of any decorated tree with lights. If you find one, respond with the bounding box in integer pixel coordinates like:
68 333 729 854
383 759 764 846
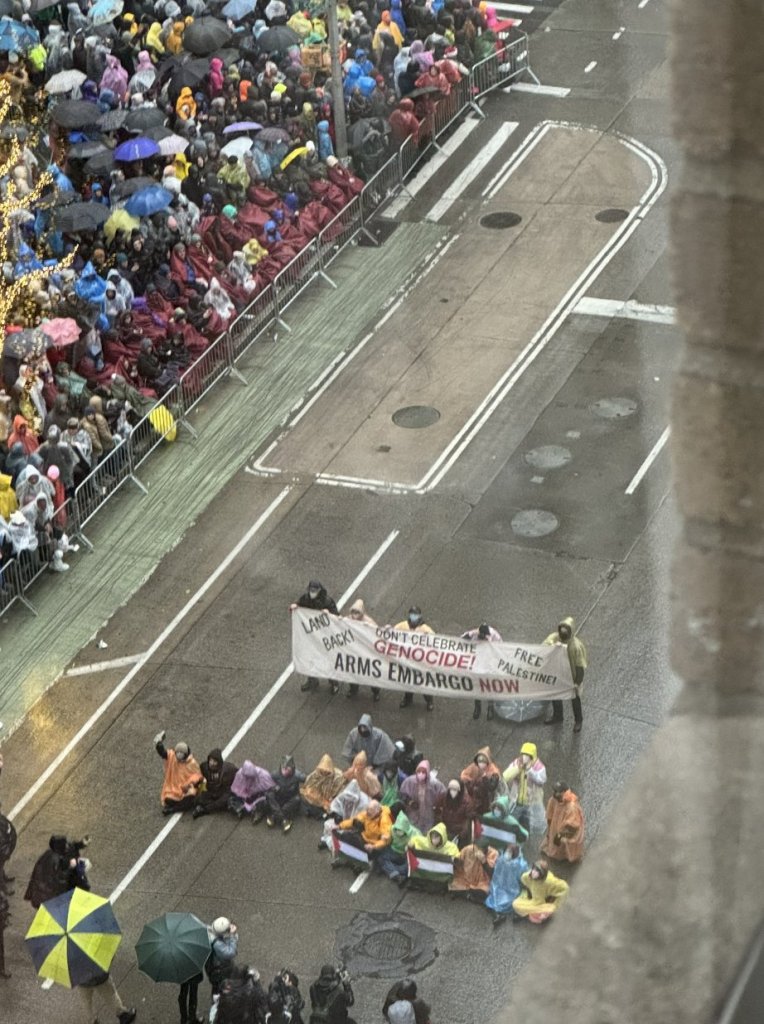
0 80 76 331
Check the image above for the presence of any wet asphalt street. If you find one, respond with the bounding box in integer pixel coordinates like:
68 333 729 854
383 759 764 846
0 1 679 1022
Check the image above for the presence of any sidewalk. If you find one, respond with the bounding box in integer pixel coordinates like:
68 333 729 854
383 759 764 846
0 221 447 738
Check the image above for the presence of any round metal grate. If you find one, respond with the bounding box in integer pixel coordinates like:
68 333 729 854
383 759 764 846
524 445 572 470
590 397 638 419
392 405 441 429
595 208 629 223
480 211 523 229
361 929 413 961
336 911 438 980
511 509 559 537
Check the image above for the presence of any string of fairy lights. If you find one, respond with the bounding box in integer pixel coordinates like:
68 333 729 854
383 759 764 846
0 80 77 332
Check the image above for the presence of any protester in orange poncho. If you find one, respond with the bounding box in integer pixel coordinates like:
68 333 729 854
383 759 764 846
343 750 381 798
154 732 203 815
540 782 586 863
300 754 345 815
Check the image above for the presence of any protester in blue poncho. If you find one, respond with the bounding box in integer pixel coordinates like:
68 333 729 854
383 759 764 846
485 844 529 924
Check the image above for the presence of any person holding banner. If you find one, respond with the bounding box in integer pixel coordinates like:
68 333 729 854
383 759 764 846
462 622 503 720
503 742 547 834
290 580 340 694
543 616 588 732
344 599 381 701
512 859 569 924
393 607 435 710
540 782 586 863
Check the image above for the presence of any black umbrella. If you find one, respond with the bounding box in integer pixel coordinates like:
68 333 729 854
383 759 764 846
51 100 102 128
84 149 115 174
53 201 110 233
257 126 290 143
255 24 300 55
39 188 78 209
407 84 444 98
68 139 108 159
182 17 231 55
144 124 173 142
169 62 208 99
109 175 158 200
125 107 166 132
97 108 128 131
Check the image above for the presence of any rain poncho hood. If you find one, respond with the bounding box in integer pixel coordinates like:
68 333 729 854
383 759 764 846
230 760 275 800
300 754 345 810
544 615 588 674
342 713 395 768
409 822 459 858
391 810 420 854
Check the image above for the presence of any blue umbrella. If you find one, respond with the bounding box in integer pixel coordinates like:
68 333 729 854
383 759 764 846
89 0 123 25
114 136 160 162
125 185 174 218
0 16 39 50
222 0 256 18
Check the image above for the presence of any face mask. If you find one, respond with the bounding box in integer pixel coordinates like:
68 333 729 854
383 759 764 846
476 757 488 768
408 616 422 627
358 728 370 738
308 589 319 600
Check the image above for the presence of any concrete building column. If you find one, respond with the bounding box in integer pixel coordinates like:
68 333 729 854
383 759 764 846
496 1 764 1021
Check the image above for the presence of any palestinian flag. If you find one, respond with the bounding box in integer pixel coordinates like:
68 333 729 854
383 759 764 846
332 831 369 867
406 847 454 884
472 814 527 851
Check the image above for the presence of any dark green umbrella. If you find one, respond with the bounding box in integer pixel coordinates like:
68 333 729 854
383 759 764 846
135 913 210 984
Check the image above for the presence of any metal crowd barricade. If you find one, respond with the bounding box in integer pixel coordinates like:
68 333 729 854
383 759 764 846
359 150 407 236
127 384 181 473
228 284 276 364
316 196 363 272
71 437 143 548
469 31 537 106
176 330 246 426
272 240 335 332
0 556 27 618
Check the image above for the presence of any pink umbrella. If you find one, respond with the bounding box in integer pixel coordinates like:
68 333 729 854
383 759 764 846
40 318 81 347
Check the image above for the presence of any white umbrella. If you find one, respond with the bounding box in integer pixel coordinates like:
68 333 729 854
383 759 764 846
221 136 253 158
45 69 87 95
157 133 189 156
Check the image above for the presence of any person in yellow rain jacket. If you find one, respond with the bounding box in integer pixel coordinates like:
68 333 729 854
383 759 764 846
175 86 197 122
339 799 392 853
0 473 18 521
408 822 459 860
394 606 435 710
512 859 569 923
543 615 588 732
166 21 185 54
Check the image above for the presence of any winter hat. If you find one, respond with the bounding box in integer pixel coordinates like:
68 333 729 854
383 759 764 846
388 1002 416 1024
174 741 190 758
212 917 231 936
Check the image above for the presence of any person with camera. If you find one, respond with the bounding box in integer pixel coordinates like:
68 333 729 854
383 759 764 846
308 964 355 1024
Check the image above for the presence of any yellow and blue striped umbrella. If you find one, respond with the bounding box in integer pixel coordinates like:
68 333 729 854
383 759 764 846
25 889 122 988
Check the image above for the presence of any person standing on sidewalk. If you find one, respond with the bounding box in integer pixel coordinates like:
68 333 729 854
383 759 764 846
78 970 136 1024
394 607 435 711
290 580 340 694
542 616 588 733
462 622 502 720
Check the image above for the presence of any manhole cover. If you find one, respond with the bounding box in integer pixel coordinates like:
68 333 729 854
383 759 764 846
361 929 413 961
595 208 629 223
511 509 559 537
336 912 437 980
524 445 572 470
392 405 441 429
590 397 638 419
480 211 522 229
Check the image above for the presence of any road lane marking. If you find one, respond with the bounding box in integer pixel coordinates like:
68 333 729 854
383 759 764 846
483 117 554 198
383 118 481 218
349 870 371 893
492 2 533 11
505 82 571 97
108 530 400 904
612 26 625 39
573 297 676 324
638 0 651 7
9 486 294 823
425 122 519 221
625 427 670 495
584 61 598 73
65 654 147 677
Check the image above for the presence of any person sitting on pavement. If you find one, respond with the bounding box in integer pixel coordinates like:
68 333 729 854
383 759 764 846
383 978 432 1024
393 606 435 710
154 731 203 816
374 811 420 884
449 841 493 902
343 750 382 798
206 916 239 997
265 755 306 833
512 859 569 924
193 748 238 819
503 741 547 834
290 579 340 693
228 760 275 821
540 781 586 863
399 759 446 833
300 754 346 819
460 745 507 816
462 622 502 720
393 735 424 777
320 779 371 852
342 713 395 768
309 964 355 1024
433 778 475 846
378 759 406 813
485 843 530 926
386 1002 416 1024
336 799 392 868
344 597 381 700
407 822 459 891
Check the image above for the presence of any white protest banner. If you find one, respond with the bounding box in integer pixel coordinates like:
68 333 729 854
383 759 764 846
291 609 575 702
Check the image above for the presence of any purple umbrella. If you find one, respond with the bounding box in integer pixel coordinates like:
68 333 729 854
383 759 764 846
223 121 263 134
114 136 160 162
